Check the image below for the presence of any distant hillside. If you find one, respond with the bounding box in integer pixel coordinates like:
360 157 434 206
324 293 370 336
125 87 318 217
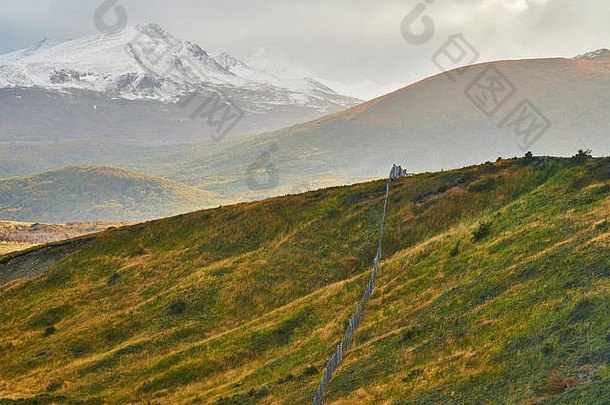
0 156 607 404
114 52 610 202
0 165 216 222
2 53 608 208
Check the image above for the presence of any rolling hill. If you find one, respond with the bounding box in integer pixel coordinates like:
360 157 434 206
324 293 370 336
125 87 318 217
111 50 610 202
3 51 608 200
2 51 608 213
0 155 608 404
0 165 217 222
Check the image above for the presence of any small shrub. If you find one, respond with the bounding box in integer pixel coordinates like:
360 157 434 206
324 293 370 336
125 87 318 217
301 365 319 377
541 343 554 356
69 341 92 358
467 177 496 193
213 387 269 405
169 299 187 315
29 306 70 329
129 247 147 257
46 379 64 392
106 272 120 287
539 375 576 394
43 326 57 337
401 367 424 382
571 174 591 189
449 243 460 257
572 149 592 163
472 221 491 241
276 374 295 385
594 183 610 195
595 219 608 231
568 298 596 324
326 207 339 218
400 327 419 344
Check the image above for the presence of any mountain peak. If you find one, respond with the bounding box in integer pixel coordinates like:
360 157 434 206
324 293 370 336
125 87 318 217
0 25 361 110
131 22 175 40
134 22 166 31
575 48 610 61
212 51 253 72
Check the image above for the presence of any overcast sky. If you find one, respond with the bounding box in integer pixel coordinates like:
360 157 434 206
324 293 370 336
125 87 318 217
0 0 608 100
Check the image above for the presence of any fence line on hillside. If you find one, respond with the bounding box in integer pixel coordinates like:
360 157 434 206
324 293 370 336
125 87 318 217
312 164 409 405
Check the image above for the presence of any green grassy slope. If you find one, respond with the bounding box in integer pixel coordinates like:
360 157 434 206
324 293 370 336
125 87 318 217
0 156 608 405
0 165 218 222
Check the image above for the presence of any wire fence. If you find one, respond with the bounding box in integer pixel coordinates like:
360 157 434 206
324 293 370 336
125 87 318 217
312 164 409 405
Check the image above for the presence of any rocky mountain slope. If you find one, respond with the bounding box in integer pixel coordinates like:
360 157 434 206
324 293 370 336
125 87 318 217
0 23 359 108
0 23 361 145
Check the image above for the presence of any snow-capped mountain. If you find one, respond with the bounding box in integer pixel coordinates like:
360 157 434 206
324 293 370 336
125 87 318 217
575 48 610 61
0 23 362 147
0 23 361 110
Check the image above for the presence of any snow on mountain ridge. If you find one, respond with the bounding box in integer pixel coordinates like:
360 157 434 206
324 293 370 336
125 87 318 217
210 51 330 94
0 23 361 107
0 38 66 63
575 48 610 61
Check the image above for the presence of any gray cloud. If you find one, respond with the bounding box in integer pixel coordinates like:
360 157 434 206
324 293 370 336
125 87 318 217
0 0 608 99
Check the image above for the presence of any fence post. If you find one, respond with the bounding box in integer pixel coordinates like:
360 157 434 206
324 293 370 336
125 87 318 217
312 164 403 404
